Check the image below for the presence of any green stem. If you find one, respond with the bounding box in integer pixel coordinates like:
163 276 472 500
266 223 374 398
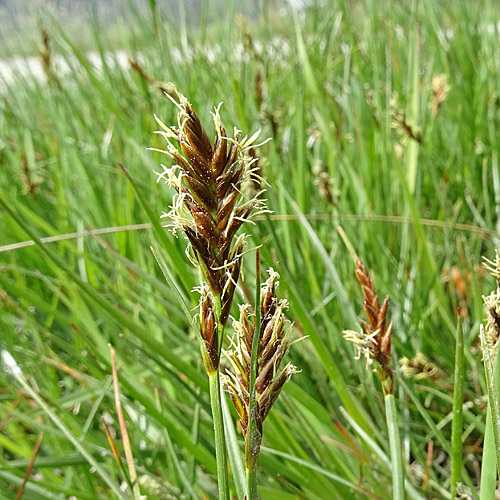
245 251 262 500
480 349 500 500
209 371 230 500
385 394 405 500
450 315 464 499
480 325 500 473
208 293 230 500
246 463 258 500
213 294 225 355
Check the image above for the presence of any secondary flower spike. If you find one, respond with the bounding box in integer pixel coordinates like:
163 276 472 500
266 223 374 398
343 257 394 395
223 270 296 438
153 92 269 334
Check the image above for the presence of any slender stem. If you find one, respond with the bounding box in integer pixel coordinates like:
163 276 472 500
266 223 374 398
208 292 230 500
213 294 224 355
480 348 500 500
384 394 405 500
246 463 258 500
221 390 248 500
480 325 500 472
209 371 230 500
245 250 262 500
450 314 464 499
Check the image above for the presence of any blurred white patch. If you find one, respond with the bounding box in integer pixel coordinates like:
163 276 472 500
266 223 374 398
1 349 23 376
286 0 312 8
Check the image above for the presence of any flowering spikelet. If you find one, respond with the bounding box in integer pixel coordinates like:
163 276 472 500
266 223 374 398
38 28 60 88
343 258 394 395
482 252 500 353
400 353 444 381
153 91 269 364
199 288 219 374
431 73 450 117
223 270 296 437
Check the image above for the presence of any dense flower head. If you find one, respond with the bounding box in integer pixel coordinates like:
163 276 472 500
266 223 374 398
152 91 269 327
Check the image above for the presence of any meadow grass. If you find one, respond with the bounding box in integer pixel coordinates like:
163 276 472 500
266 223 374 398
1 1 500 498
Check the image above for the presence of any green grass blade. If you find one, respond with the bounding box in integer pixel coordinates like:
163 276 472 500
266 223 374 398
480 350 500 500
480 325 500 474
451 314 465 498
222 392 247 500
12 373 128 500
0 192 208 391
385 394 405 500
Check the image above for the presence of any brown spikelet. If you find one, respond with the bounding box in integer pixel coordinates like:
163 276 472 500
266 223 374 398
390 93 422 144
154 93 268 333
223 270 296 437
345 258 394 395
431 74 450 117
199 289 219 373
38 29 60 89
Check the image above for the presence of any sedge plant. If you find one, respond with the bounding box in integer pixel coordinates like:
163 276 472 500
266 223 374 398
152 90 270 499
223 259 297 499
343 257 404 500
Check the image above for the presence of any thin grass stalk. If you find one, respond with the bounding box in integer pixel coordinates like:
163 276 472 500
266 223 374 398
479 348 500 500
479 324 500 473
110 346 141 500
224 263 296 500
201 291 229 500
12 373 128 500
221 391 247 500
246 250 262 499
385 394 405 500
480 253 500 498
16 432 44 500
102 418 133 487
450 314 464 498
209 371 230 500
343 258 405 499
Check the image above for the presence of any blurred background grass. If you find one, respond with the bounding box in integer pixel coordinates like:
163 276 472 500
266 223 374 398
1 0 499 498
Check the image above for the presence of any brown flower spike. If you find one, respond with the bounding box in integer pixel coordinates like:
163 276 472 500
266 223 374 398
153 92 268 366
344 258 394 395
223 270 296 438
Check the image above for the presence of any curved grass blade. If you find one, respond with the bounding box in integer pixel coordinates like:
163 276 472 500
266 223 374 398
12 372 128 500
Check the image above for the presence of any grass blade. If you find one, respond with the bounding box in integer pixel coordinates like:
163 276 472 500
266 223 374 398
110 345 141 500
479 349 500 500
385 394 405 500
222 392 247 500
15 433 43 500
480 325 500 474
450 313 465 498
12 372 128 500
